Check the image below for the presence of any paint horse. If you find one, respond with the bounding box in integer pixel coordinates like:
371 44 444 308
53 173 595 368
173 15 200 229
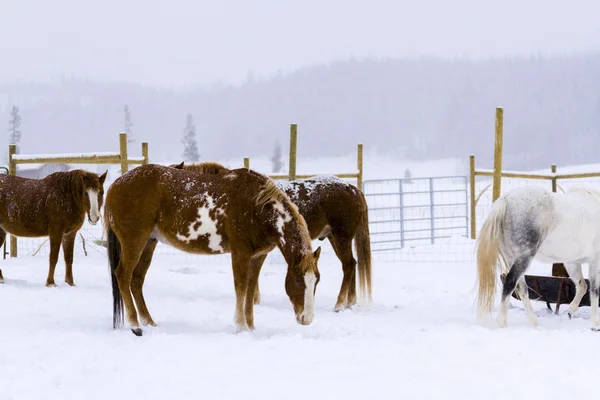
476 185 600 329
105 164 321 336
173 162 372 312
0 169 107 286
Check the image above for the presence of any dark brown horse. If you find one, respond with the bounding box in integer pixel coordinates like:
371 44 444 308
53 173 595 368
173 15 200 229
0 169 107 286
104 163 321 336
174 162 372 312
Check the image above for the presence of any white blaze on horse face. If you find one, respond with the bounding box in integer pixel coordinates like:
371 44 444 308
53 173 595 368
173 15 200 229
176 195 224 253
87 189 100 225
273 201 292 244
299 272 316 325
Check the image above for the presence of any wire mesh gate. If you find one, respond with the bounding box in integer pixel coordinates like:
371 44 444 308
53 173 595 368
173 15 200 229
362 176 469 252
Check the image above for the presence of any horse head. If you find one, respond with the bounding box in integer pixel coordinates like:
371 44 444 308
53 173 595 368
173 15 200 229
81 170 108 225
285 246 321 325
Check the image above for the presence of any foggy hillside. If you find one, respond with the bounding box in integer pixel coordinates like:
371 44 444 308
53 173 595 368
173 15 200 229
1 53 600 171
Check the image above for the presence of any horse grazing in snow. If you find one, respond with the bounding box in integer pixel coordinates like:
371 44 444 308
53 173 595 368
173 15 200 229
0 169 107 286
104 163 321 336
476 185 600 329
173 161 373 311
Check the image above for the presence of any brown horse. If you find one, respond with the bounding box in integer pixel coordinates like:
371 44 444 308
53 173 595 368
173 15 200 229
0 169 107 286
104 163 321 336
174 162 372 312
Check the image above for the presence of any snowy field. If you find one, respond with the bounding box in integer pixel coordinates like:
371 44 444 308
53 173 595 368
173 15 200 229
4 155 600 399
2 242 600 400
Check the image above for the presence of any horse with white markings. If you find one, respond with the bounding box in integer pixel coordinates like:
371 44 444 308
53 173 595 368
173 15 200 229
476 185 600 328
104 164 321 336
172 162 372 312
0 169 107 286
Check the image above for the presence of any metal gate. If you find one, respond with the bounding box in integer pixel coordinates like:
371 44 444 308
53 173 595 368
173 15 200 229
362 176 469 252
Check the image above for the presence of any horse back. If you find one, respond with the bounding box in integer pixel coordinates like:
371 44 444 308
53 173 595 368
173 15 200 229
281 176 366 238
0 174 54 236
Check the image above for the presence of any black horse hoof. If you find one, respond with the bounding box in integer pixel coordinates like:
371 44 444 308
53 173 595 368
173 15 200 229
131 328 143 336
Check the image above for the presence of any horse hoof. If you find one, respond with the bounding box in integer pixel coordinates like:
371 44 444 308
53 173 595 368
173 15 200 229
567 311 572 320
131 328 143 336
45 283 57 288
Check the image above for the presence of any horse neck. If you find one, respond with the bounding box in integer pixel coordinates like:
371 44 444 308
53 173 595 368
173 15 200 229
276 204 312 266
66 172 86 214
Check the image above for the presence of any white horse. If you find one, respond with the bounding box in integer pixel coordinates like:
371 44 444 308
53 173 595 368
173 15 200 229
476 185 600 328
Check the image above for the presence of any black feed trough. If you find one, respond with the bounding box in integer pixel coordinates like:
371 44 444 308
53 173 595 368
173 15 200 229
501 264 598 314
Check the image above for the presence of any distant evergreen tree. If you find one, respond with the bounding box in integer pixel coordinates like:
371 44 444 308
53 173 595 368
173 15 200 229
124 105 134 144
182 113 200 162
8 105 22 154
271 141 283 172
404 168 412 183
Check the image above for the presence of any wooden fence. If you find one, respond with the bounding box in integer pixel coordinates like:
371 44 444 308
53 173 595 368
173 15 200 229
8 133 148 257
469 107 600 239
243 124 364 189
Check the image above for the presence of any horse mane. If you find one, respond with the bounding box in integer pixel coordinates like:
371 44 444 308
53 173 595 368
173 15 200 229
44 170 85 202
252 173 314 269
171 161 229 175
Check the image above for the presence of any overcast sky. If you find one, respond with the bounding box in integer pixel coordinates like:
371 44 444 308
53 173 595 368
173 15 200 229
1 0 599 88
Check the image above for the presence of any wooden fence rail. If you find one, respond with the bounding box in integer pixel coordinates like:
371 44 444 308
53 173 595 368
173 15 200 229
469 107 600 239
243 124 364 189
7 132 148 257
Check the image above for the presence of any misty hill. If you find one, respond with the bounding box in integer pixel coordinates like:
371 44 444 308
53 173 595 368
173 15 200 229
1 53 599 172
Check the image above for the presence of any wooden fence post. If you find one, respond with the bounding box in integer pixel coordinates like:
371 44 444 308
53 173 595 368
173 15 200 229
8 144 17 257
119 133 128 174
551 164 557 192
357 143 363 190
289 124 297 181
142 142 149 165
470 154 476 239
492 107 504 202
244 157 250 169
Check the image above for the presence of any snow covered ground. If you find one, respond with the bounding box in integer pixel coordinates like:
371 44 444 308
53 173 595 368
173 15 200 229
0 240 599 400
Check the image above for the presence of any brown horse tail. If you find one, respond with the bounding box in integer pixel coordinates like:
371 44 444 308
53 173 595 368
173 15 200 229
355 191 373 305
107 224 124 330
476 199 508 320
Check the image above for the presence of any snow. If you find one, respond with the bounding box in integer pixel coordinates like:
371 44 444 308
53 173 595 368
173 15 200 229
1 239 600 399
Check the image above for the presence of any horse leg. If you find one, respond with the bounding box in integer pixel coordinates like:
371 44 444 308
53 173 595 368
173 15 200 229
244 254 267 329
62 231 77 286
0 229 5 282
563 263 587 317
231 251 251 332
131 239 158 327
45 232 63 287
251 254 267 305
115 240 148 334
328 234 357 312
589 259 600 329
515 276 539 326
498 254 534 327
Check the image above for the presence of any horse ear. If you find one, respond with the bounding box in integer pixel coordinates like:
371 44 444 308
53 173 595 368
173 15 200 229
313 246 321 260
175 161 184 169
99 170 108 184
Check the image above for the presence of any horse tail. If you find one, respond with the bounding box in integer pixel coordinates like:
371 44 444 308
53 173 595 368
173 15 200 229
107 223 124 330
476 198 508 319
355 190 373 305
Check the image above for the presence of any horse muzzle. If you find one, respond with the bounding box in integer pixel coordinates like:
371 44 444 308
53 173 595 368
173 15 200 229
296 311 314 326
